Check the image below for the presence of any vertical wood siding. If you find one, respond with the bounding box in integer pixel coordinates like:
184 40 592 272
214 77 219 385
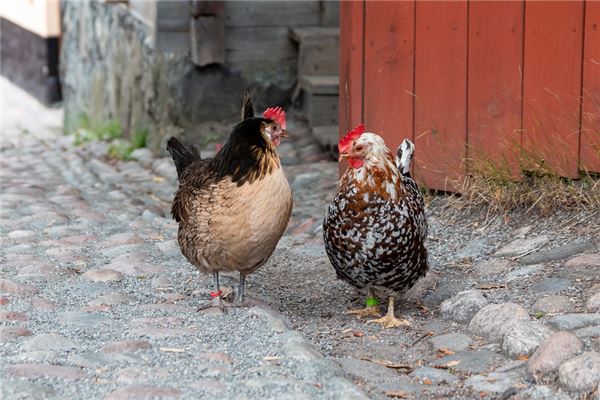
339 0 600 191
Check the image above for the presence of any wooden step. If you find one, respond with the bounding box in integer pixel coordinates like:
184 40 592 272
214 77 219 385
290 27 339 76
299 75 339 95
289 27 339 43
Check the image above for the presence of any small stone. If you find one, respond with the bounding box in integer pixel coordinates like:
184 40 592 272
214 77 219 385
565 253 600 268
0 278 39 296
83 269 124 282
90 293 135 306
468 303 530 342
440 290 489 323
0 310 28 321
494 235 549 257
431 350 504 374
429 333 473 352
105 385 182 400
31 297 56 310
68 352 116 368
532 278 572 294
0 327 33 341
248 306 291 333
60 311 108 330
0 296 9 305
574 325 600 339
282 343 323 361
107 252 164 276
586 293 600 312
519 241 596 265
8 230 36 239
0 380 57 399
189 378 228 394
503 264 544 282
151 276 171 289
558 352 600 392
528 331 583 374
548 313 600 330
116 366 170 383
101 340 152 353
464 371 522 394
532 295 575 314
23 333 80 351
474 259 510 276
409 366 459 384
101 232 145 248
520 385 572 400
501 320 552 358
4 363 86 380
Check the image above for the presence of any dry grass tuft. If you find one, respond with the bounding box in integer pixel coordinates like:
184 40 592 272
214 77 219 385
443 153 600 216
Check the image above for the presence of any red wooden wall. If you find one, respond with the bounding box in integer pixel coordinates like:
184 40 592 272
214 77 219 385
340 0 600 191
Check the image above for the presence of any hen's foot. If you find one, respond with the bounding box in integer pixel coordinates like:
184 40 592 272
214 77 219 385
197 296 231 314
368 314 411 329
346 306 381 318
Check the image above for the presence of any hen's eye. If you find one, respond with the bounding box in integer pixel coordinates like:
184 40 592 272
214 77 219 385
355 145 364 152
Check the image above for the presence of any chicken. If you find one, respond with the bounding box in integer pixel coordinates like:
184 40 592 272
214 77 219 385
322 124 428 328
167 94 292 311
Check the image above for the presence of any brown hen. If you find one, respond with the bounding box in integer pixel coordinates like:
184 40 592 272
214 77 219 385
167 95 292 310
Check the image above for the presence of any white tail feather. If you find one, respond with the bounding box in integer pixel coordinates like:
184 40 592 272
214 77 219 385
396 139 415 174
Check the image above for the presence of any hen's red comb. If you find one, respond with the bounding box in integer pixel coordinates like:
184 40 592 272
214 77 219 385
263 107 286 130
338 123 365 153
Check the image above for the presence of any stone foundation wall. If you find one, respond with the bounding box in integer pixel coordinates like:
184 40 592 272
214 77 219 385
60 0 338 154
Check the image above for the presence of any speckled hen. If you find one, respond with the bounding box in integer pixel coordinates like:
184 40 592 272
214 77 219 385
323 124 428 328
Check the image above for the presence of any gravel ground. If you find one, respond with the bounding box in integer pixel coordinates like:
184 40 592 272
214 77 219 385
2 77 600 399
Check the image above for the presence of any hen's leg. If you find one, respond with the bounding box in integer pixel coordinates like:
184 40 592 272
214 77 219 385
198 271 227 313
368 296 410 328
234 273 246 304
346 288 381 318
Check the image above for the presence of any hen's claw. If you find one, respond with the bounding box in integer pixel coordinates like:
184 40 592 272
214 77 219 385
367 295 410 328
368 314 411 329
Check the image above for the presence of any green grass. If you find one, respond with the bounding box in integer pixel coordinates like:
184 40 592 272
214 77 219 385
107 129 148 161
70 113 148 160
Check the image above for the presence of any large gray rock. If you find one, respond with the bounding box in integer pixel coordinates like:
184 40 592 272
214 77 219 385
532 295 575 314
548 313 600 331
501 321 552 358
464 371 522 394
558 352 600 392
519 241 596 265
440 290 488 323
528 332 583 375
494 236 549 257
468 303 529 342
430 333 473 352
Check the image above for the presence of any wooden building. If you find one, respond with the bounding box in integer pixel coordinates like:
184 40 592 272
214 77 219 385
339 1 600 191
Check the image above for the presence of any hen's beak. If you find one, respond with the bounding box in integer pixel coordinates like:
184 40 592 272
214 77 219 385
338 152 349 160
280 129 288 138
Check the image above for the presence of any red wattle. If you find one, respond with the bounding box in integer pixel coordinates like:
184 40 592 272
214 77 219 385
349 157 364 169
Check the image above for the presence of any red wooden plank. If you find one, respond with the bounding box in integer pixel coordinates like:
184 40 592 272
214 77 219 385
581 1 600 173
363 1 415 155
414 1 468 191
339 0 364 139
468 1 523 180
522 1 584 178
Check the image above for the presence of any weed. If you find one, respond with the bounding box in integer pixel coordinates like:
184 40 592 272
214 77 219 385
107 129 148 160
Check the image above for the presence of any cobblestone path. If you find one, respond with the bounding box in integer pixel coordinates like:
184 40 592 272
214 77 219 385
2 79 599 399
